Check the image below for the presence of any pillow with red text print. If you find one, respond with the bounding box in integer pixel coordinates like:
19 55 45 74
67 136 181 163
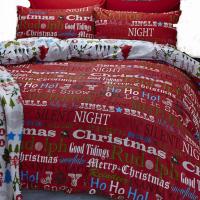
16 6 96 39
94 8 181 46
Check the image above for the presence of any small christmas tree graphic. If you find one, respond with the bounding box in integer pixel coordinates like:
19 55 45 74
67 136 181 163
8 144 13 153
2 148 10 167
13 172 20 192
1 96 7 108
14 144 19 153
9 98 15 109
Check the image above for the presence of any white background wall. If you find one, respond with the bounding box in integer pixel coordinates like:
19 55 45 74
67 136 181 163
0 0 200 58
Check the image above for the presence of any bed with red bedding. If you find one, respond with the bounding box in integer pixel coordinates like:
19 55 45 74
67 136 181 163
0 0 200 199
0 37 200 200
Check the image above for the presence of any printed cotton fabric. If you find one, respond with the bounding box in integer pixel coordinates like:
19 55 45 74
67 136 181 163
17 6 96 39
94 8 181 46
0 67 23 200
0 37 200 200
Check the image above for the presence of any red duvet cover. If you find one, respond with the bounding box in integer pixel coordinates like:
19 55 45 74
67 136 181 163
1 38 200 200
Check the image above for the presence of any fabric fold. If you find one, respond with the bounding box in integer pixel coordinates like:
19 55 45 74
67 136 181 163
0 38 199 81
0 66 23 200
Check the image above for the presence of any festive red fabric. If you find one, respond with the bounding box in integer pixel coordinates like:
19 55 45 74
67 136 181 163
94 8 181 46
106 0 180 12
29 0 105 9
16 6 96 39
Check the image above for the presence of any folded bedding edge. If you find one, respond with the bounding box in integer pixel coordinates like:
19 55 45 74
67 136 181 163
0 37 199 82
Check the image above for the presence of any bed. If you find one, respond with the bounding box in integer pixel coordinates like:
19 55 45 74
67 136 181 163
0 1 200 200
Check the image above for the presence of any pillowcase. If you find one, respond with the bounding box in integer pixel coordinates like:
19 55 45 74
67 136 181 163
94 8 181 46
16 6 95 39
29 0 105 9
106 0 180 13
